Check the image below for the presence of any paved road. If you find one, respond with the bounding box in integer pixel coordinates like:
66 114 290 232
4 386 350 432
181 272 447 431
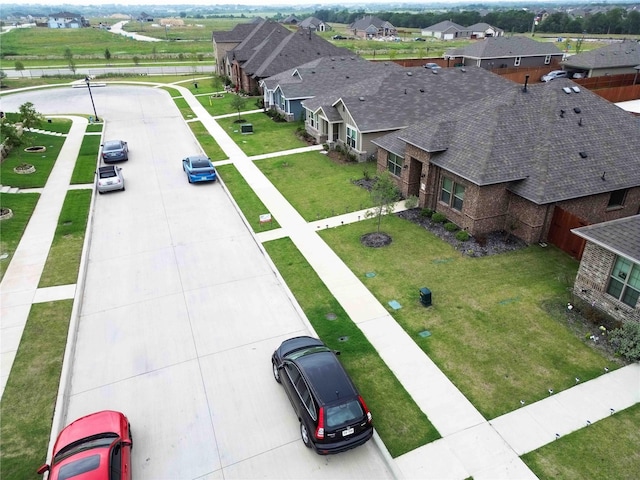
0 87 393 478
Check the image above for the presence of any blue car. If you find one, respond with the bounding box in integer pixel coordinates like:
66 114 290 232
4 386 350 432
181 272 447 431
182 155 217 183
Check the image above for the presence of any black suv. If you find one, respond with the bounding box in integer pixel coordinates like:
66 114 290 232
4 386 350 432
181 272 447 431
272 336 374 454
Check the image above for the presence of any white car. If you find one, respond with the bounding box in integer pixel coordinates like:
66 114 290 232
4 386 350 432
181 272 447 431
541 70 568 82
97 165 125 193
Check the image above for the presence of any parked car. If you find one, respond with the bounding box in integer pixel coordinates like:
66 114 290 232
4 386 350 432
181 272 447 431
541 70 568 82
423 63 442 70
37 410 133 480
332 34 346 40
271 336 373 455
97 165 125 194
414 37 426 41
182 155 217 183
101 140 128 162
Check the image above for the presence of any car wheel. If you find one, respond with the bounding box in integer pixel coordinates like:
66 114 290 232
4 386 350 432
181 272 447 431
122 185 125 191
300 422 312 448
272 361 281 383
98 190 103 194
188 176 192 184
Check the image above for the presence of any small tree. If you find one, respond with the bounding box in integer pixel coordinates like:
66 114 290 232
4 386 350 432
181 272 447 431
230 94 247 122
18 102 44 147
104 48 111 63
132 56 140 66
64 48 76 73
365 171 401 233
609 321 640 361
0 69 6 87
14 61 25 77
152 45 157 61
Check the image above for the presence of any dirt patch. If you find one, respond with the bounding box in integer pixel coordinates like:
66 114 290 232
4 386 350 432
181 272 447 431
361 232 392 248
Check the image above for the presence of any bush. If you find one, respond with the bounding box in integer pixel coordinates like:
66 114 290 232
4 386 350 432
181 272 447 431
609 321 640 361
432 212 447 223
455 230 470 242
444 222 459 232
405 195 419 209
419 208 433 218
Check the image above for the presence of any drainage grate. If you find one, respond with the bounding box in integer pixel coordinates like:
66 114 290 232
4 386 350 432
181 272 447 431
326 313 337 321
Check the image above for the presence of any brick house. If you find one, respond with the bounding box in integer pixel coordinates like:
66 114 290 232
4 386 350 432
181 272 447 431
371 78 640 252
47 12 88 29
572 215 640 323
349 16 396 39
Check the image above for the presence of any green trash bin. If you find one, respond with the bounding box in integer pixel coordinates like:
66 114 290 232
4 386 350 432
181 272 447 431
419 287 432 307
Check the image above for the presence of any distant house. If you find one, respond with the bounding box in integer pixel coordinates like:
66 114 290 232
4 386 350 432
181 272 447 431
298 17 331 32
47 12 88 29
467 22 504 39
213 20 351 94
562 39 640 78
137 12 154 22
445 36 564 69
350 15 396 39
371 79 640 253
421 20 468 40
212 18 263 77
572 215 640 324
281 15 300 25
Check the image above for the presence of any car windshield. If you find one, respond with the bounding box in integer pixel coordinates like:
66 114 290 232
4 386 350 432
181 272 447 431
103 142 121 151
99 170 116 179
191 158 210 168
54 433 118 463
285 345 331 360
58 454 101 480
325 399 364 428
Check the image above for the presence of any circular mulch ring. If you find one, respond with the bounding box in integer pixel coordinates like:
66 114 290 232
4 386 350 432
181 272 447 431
13 163 35 174
361 232 392 248
0 208 13 220
24 146 46 153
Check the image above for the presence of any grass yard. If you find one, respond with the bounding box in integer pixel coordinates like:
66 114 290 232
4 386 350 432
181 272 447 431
187 121 228 161
0 300 73 480
196 93 262 117
0 193 40 281
0 133 66 189
264 237 439 457
216 113 307 156
39 118 72 135
317 216 621 419
171 96 197 120
255 152 378 221
39 189 92 288
216 163 281 232
522 403 640 479
70 135 101 184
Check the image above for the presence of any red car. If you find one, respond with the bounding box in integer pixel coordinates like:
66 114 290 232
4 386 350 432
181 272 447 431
37 410 133 480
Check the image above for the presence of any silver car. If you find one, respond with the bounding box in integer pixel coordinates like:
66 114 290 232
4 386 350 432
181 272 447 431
96 165 125 194
101 139 129 162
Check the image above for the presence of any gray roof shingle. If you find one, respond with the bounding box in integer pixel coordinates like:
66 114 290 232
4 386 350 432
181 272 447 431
562 39 640 69
373 78 640 205
450 36 563 59
572 215 640 262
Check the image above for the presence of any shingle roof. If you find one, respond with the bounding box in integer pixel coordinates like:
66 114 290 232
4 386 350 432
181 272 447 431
454 36 563 59
299 17 323 29
562 39 640 69
350 15 394 31
467 22 503 33
373 79 640 205
303 66 513 133
212 21 261 43
262 56 401 100
422 20 465 32
572 215 640 263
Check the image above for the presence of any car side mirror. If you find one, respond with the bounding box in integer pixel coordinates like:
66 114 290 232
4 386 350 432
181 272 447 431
37 464 50 475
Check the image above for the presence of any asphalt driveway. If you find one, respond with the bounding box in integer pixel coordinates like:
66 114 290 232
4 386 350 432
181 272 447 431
0 86 392 478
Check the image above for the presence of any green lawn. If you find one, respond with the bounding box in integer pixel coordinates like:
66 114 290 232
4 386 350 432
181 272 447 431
0 300 73 480
264 238 439 457
523 403 640 479
187 121 228 161
172 96 197 120
216 163 280 232
39 189 92 288
0 134 65 189
216 113 307 156
196 93 262 117
317 216 621 419
70 135 101 184
0 193 40 281
255 151 377 221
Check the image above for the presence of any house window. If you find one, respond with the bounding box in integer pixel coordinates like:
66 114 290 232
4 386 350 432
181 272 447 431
309 112 317 129
387 153 403 176
346 125 357 149
544 54 551 65
608 189 627 208
606 256 640 307
280 96 286 112
440 177 465 211
514 56 521 67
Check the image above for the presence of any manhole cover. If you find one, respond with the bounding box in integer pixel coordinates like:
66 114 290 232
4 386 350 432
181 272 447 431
418 330 432 338
338 336 349 342
326 313 337 320
63 221 72 226
365 272 376 278
0 253 8 260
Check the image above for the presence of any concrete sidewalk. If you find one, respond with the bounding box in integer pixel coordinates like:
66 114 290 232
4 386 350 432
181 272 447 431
174 84 640 478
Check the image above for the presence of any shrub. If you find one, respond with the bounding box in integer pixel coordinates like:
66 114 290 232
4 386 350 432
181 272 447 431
405 195 419 209
455 230 470 242
419 208 433 218
444 222 459 232
609 321 640 361
432 212 447 223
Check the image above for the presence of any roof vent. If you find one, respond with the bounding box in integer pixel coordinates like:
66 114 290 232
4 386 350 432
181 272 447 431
572 86 581 93
560 109 565 118
579 151 588 158
359 97 365 101
579 117 583 126
574 107 581 114
407 71 413 76
432 69 438 74
563 87 572 94
420 88 425 93
345 75 349 79
460 68 466 72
